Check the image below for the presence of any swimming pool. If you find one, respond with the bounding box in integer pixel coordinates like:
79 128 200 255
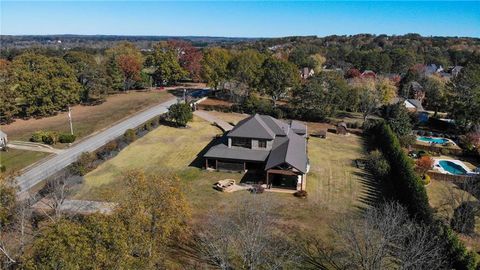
417 136 449 144
438 160 468 175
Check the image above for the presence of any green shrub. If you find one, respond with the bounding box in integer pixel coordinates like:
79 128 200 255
30 131 45 142
422 174 431 185
123 129 137 143
70 152 97 176
0 165 6 173
399 134 416 147
366 150 390 179
31 131 59 145
167 103 193 127
59 133 76 143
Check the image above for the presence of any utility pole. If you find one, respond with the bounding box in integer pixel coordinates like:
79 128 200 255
68 106 74 135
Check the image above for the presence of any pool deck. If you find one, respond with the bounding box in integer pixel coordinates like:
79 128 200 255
433 158 479 176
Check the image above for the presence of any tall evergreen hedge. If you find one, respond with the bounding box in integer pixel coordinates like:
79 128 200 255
367 121 478 269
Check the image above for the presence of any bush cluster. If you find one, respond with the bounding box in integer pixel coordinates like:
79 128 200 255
69 152 97 176
59 133 76 143
31 131 76 145
123 129 137 143
30 131 59 145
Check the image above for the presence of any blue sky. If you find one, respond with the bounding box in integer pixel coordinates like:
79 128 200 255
1 1 479 37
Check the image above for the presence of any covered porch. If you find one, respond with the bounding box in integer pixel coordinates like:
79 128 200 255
205 158 264 173
266 169 306 191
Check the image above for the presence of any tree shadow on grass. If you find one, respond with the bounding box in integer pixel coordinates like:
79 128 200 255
354 135 386 214
354 170 385 213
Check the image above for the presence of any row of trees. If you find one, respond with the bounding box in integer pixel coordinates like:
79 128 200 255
257 34 480 73
0 41 203 124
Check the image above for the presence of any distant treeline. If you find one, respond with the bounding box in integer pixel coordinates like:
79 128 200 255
0 34 258 50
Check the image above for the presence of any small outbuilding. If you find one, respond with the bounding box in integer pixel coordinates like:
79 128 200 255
0 130 7 150
312 130 327 139
336 122 348 135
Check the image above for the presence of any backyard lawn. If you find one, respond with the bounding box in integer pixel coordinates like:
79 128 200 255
73 114 368 238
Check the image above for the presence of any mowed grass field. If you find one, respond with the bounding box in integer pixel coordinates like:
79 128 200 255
0 149 50 173
3 91 173 142
73 114 368 237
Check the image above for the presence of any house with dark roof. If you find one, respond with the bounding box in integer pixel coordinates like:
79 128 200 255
204 114 309 191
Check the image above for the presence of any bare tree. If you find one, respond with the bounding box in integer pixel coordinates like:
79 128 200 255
438 179 480 235
300 202 447 270
194 196 299 270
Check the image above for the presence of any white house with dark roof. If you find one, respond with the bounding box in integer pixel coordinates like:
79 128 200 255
204 114 309 191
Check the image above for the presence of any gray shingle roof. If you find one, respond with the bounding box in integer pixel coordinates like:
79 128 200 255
227 114 276 139
204 143 270 162
265 131 308 173
290 120 306 135
406 99 424 111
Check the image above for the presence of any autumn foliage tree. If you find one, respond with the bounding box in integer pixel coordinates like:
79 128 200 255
0 59 18 124
416 155 434 175
115 170 190 268
106 42 143 91
11 53 81 117
167 40 203 81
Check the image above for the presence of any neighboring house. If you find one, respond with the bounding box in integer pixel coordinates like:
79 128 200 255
300 67 315 79
393 98 429 123
409 81 425 102
0 130 7 150
204 114 309 191
424 64 444 76
360 70 376 80
450 66 463 78
404 98 425 112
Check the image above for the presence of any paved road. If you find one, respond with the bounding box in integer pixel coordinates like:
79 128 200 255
17 97 178 195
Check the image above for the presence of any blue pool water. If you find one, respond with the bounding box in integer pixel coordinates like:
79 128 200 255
438 160 468 175
417 136 449 144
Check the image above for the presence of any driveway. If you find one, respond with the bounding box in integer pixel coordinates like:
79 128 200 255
8 141 63 154
17 97 178 195
193 110 234 132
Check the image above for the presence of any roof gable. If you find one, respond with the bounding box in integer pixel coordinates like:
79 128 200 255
265 132 308 173
228 114 275 139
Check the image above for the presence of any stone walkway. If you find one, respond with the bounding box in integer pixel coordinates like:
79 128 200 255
193 110 234 132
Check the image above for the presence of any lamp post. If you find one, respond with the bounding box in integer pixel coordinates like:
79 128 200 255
68 106 74 135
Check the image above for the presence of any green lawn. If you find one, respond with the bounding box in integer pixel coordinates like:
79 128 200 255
0 149 50 173
74 115 368 237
